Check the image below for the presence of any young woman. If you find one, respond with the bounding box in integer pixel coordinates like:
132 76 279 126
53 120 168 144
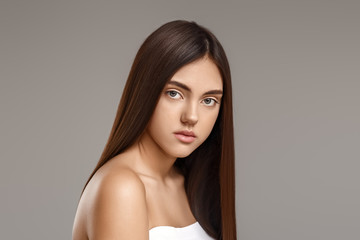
72 20 236 240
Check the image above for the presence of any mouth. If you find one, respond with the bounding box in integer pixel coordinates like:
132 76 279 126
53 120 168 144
174 130 197 143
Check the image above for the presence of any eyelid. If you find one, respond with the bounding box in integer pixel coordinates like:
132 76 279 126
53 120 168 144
202 97 219 107
165 89 184 99
203 96 220 103
166 88 183 94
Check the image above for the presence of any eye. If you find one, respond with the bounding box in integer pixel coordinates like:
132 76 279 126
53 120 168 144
202 98 218 107
166 90 182 99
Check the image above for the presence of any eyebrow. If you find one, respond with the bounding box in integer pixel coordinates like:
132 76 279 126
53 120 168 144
167 80 223 95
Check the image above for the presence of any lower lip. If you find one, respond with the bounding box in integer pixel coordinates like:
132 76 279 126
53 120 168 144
174 133 196 143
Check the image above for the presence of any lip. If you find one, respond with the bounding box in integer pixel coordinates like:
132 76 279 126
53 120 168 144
174 130 197 143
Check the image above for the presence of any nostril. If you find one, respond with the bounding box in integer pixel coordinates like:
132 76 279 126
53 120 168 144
180 113 198 125
181 105 198 123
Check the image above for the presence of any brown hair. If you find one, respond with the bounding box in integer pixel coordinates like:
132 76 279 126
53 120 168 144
81 20 236 240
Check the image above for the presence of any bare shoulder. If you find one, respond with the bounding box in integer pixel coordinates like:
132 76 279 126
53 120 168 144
76 164 149 240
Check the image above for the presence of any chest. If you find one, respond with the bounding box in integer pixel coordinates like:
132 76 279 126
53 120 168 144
143 181 196 229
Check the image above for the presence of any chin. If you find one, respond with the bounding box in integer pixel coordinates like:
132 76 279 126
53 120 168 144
175 152 192 158
159 139 202 159
170 146 198 158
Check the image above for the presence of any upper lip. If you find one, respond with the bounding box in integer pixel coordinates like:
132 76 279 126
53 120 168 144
174 130 196 137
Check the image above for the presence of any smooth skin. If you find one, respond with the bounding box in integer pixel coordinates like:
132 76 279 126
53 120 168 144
72 55 223 240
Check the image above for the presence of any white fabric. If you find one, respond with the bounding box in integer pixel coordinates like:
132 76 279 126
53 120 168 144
149 221 215 240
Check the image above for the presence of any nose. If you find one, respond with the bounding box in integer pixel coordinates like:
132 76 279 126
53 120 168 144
180 101 198 126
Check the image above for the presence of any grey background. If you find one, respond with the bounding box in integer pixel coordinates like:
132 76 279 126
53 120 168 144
1 0 359 239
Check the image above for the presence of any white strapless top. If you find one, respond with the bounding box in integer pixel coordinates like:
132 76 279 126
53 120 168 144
149 221 215 240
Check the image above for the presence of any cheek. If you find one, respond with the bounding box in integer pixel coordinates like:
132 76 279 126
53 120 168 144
149 99 178 132
199 109 220 138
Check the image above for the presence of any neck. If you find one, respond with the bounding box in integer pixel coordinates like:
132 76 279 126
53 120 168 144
131 130 178 183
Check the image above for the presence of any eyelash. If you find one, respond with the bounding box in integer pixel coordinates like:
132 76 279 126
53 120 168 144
166 90 182 99
165 90 219 107
202 98 218 106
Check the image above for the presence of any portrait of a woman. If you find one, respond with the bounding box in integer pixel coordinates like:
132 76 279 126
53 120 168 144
72 20 236 240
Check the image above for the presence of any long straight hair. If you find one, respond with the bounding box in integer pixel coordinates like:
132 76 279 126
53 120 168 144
81 20 236 240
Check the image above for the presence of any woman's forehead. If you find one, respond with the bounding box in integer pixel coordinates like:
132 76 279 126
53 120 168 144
169 57 223 92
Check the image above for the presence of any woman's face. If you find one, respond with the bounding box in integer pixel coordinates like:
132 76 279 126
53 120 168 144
146 56 223 158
